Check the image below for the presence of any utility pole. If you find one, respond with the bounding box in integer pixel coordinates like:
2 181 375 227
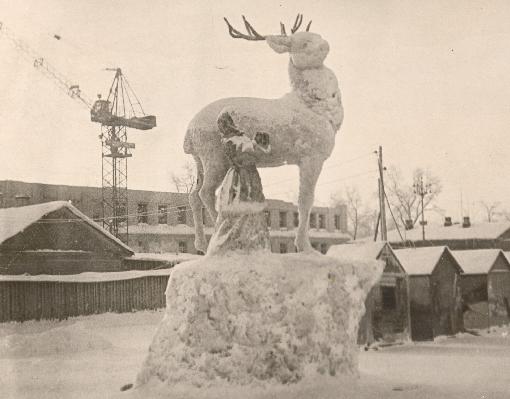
413 175 431 241
376 146 387 241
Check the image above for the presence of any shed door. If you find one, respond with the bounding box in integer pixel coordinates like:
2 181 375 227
410 300 434 341
431 261 461 337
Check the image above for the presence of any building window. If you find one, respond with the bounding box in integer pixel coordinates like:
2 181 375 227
279 211 287 228
309 213 317 229
320 243 328 254
279 242 288 253
319 214 326 229
158 204 168 224
178 241 187 253
293 212 299 227
334 215 341 230
202 207 207 225
177 206 187 224
264 210 271 228
137 203 148 224
381 286 397 310
15 194 30 207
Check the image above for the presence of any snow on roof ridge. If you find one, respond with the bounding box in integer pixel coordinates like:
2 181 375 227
0 201 133 254
387 221 510 242
394 246 449 275
452 249 507 274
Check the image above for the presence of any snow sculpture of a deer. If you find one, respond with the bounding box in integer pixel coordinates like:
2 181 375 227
184 15 343 253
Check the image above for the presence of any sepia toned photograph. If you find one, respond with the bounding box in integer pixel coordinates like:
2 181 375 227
1 1 509 398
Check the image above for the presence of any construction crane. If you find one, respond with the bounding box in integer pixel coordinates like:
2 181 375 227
0 21 156 243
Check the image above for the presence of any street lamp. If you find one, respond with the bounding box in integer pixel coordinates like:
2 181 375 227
413 176 432 241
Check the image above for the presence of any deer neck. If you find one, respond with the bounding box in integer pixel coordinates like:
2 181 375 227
287 60 343 131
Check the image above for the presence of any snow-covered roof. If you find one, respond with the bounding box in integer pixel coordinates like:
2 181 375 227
327 241 389 261
0 268 174 282
452 249 508 274
387 222 510 242
0 201 132 254
394 246 453 275
130 252 199 262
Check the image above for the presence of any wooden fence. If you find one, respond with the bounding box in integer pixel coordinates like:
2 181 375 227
0 274 170 322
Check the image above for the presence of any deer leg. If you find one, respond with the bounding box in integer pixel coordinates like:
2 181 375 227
199 158 229 229
189 155 207 254
296 157 324 252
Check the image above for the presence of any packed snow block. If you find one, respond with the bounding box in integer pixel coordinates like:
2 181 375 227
135 252 383 392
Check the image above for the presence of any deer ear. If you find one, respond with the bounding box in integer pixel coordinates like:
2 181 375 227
265 35 291 53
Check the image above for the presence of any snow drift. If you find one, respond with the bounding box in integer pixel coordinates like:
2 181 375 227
0 322 112 358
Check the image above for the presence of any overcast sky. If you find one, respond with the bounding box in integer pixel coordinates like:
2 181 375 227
2 0 510 223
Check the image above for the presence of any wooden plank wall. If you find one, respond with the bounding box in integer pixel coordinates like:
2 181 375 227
0 276 169 322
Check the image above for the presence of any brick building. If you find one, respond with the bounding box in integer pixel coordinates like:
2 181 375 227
0 180 349 254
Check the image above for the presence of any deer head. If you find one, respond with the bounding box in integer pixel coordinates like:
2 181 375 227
224 15 330 69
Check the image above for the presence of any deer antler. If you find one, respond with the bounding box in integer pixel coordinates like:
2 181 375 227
224 16 266 40
291 14 303 34
279 14 313 36
225 15 312 39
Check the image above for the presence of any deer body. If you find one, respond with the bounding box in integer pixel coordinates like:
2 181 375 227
184 18 343 253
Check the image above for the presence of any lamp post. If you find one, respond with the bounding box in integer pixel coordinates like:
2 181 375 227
413 176 432 241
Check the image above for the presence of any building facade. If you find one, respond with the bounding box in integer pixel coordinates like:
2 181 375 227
0 180 349 254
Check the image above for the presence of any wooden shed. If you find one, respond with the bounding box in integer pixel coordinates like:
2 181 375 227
0 201 134 274
328 242 410 344
453 249 510 328
395 247 464 341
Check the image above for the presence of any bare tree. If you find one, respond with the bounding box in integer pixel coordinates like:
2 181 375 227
332 186 377 240
480 201 500 222
385 166 442 229
171 161 196 194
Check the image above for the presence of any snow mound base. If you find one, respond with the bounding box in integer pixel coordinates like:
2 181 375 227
135 252 382 394
0 322 112 358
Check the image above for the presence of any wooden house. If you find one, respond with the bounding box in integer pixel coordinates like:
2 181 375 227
0 201 133 274
453 249 510 328
328 242 410 344
395 247 464 341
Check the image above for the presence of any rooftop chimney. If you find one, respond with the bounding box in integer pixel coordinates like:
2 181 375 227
444 216 452 227
462 216 471 228
404 219 414 230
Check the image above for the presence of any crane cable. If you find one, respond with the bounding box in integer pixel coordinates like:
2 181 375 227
0 21 92 109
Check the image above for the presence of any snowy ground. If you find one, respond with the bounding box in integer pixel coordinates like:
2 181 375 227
0 311 509 399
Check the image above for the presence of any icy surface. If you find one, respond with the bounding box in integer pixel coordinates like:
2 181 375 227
135 252 382 393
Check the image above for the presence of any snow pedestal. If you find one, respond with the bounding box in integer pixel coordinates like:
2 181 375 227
133 251 382 398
